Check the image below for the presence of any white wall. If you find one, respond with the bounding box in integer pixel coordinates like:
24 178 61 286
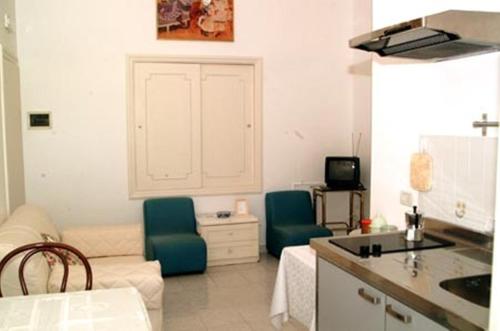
352 0 372 217
16 1 368 238
371 1 500 229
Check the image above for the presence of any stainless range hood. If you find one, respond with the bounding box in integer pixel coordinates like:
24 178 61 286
350 10 500 61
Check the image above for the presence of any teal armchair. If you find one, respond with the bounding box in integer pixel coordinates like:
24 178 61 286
143 197 207 276
266 190 333 258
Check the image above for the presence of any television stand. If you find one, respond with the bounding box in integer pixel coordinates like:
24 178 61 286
312 185 366 233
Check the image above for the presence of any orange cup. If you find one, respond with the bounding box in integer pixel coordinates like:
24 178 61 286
361 219 372 234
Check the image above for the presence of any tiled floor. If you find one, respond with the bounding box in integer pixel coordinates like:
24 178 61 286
163 254 308 331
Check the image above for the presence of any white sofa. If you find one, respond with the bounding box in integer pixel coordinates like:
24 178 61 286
0 204 164 331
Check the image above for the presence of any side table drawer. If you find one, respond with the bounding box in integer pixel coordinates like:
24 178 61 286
208 242 258 261
203 223 258 244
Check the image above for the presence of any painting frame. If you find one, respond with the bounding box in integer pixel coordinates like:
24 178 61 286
156 0 234 42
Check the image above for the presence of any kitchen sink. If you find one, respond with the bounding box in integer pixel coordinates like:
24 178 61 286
439 274 491 308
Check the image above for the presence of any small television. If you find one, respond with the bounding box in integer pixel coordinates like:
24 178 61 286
325 157 361 189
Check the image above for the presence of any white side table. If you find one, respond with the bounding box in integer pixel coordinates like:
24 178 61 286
197 213 260 266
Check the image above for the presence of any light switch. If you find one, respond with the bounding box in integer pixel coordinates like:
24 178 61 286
400 191 413 207
28 112 51 129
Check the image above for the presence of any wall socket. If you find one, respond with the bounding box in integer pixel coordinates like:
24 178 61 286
400 191 413 207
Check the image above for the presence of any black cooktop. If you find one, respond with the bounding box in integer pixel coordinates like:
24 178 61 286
329 232 455 257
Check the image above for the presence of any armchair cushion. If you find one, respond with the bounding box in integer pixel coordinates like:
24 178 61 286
272 225 332 246
147 234 206 276
143 197 207 276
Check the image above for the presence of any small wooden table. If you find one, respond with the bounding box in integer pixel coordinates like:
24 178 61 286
197 213 260 266
312 185 366 233
0 287 151 330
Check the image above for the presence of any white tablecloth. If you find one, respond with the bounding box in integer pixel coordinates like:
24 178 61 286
270 245 316 331
0 287 151 331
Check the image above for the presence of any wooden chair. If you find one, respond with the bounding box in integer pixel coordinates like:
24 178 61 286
0 242 92 297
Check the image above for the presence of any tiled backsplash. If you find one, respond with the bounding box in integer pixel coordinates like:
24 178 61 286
419 136 497 235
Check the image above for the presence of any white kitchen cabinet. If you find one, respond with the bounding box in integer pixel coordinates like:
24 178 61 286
318 258 385 331
128 56 262 198
385 296 447 331
317 258 448 331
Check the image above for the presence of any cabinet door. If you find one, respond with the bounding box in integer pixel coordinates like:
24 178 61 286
0 1 17 58
385 296 448 331
2 50 25 212
317 258 385 331
131 62 202 194
201 64 260 190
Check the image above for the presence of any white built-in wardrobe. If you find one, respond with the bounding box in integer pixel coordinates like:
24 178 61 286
127 56 262 198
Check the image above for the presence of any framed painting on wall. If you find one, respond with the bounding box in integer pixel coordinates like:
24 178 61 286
156 0 234 41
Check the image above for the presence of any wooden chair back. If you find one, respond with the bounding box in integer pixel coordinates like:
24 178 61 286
0 242 92 297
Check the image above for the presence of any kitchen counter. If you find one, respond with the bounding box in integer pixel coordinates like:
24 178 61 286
311 229 491 331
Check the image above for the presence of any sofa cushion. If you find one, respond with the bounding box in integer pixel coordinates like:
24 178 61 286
0 226 50 296
48 261 163 310
89 255 145 266
3 204 60 241
62 224 144 258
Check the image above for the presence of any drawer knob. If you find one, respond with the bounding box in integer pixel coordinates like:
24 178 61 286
228 232 234 236
228 248 233 254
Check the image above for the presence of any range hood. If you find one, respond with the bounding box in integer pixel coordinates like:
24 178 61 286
349 10 500 61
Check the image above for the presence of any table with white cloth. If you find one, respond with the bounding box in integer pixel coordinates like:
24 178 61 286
0 287 151 331
270 245 316 331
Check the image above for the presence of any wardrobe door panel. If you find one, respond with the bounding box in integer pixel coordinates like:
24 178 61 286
131 62 202 195
201 64 258 190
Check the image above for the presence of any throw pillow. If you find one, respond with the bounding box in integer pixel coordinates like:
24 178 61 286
41 233 83 268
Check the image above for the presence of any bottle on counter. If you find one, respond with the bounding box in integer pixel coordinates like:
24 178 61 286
370 214 387 233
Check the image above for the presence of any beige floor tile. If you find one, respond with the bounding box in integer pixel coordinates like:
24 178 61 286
238 303 271 323
164 315 207 331
198 308 246 328
204 322 253 331
164 277 184 295
209 271 251 288
164 253 285 330
239 266 277 284
177 273 218 291
190 289 236 310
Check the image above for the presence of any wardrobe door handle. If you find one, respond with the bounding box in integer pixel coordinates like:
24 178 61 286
386 304 412 324
357 288 381 305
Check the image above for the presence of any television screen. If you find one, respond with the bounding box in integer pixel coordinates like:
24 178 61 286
328 160 355 181
325 157 360 189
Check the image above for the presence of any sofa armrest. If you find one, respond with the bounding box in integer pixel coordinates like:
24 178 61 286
62 224 144 258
